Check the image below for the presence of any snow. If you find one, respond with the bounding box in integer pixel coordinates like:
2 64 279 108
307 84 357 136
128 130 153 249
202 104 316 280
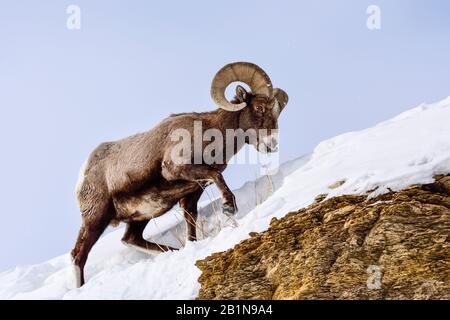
1 96 450 299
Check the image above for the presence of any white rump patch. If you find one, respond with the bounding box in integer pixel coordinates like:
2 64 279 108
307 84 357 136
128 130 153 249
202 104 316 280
75 159 88 196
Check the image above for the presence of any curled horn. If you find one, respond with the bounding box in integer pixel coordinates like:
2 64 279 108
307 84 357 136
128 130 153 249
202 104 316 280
273 88 289 115
211 62 273 112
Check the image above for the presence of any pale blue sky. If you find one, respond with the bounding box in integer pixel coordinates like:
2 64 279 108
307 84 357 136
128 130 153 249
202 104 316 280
0 0 449 270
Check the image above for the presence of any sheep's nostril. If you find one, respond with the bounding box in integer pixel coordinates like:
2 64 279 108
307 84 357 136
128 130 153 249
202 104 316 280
261 136 279 152
265 140 278 152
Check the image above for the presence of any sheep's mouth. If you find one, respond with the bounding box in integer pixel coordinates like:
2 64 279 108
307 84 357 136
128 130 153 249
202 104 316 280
257 135 279 153
257 142 279 153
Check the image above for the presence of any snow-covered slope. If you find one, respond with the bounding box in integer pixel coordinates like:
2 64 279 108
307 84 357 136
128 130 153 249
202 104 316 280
1 97 450 299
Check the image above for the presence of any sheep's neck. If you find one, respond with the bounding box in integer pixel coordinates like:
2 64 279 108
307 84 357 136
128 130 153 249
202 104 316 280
212 108 242 132
207 109 246 159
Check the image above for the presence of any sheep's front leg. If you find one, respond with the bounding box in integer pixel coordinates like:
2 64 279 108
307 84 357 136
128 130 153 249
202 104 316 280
163 163 237 216
180 189 203 242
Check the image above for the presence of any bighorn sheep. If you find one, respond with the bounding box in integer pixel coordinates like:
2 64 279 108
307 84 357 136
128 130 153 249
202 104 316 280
72 62 289 287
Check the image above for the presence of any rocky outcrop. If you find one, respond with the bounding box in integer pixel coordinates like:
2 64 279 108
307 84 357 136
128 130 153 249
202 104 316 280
196 175 450 300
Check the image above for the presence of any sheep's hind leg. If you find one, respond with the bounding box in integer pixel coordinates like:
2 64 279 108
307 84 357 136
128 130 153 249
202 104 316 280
71 206 113 288
121 220 178 254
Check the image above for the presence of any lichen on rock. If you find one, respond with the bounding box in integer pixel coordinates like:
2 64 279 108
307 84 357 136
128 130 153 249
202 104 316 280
196 175 450 300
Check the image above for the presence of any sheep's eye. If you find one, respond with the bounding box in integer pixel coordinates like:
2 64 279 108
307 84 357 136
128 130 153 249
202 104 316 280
257 105 264 112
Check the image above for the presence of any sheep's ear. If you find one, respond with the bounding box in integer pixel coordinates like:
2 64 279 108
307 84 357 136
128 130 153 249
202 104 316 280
235 85 248 103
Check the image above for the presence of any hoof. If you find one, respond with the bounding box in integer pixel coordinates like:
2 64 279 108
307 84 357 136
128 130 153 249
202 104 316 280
222 204 237 216
73 265 84 288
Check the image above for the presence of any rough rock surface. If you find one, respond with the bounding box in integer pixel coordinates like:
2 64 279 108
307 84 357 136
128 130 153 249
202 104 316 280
196 175 450 300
